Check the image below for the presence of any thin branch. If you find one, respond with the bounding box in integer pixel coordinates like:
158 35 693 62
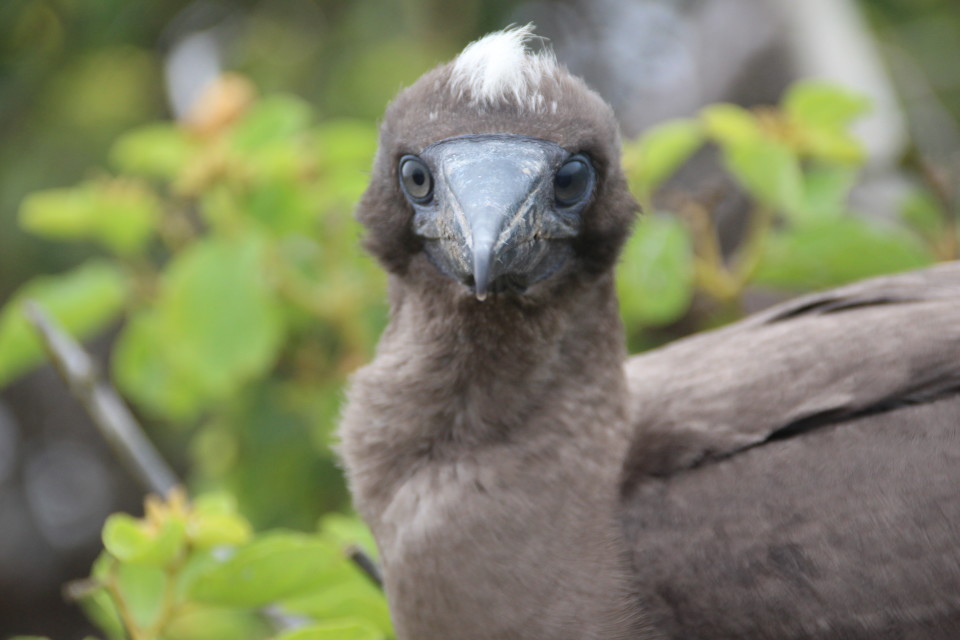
347 544 384 589
23 301 179 496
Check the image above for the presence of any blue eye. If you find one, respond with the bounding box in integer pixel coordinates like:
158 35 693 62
399 156 433 202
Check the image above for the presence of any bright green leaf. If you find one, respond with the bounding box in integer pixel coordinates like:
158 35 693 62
700 103 762 146
0 260 126 388
110 123 195 179
102 514 153 562
785 80 870 131
616 215 694 327
102 513 186 566
272 620 384 640
623 119 703 201
188 512 253 549
188 532 342 607
723 137 804 216
784 81 869 165
754 217 934 291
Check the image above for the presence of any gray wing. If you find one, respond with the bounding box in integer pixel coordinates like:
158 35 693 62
620 263 960 639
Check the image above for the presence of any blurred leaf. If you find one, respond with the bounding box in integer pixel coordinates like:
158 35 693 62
785 81 869 165
785 80 871 131
797 165 857 223
91 553 166 630
318 513 377 559
282 579 391 637
157 234 284 400
19 178 159 255
103 513 186 567
0 260 126 388
112 310 207 421
617 215 694 326
754 217 934 290
188 532 342 607
244 178 316 235
111 123 195 180
623 119 703 201
164 606 268 640
230 94 312 152
272 620 384 640
700 103 762 146
723 137 803 216
189 492 254 549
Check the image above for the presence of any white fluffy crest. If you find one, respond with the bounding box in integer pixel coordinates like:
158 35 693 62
449 24 557 110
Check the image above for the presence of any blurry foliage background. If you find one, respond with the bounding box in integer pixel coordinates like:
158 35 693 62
0 0 959 638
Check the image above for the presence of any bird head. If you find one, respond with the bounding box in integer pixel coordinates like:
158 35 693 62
357 25 638 303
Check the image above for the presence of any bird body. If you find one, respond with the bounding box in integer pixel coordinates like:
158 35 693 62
338 25 960 640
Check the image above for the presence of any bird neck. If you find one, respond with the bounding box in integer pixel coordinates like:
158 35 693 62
339 269 648 640
389 269 628 445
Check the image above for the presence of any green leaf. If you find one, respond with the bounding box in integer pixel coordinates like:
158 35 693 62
111 123 195 179
244 178 316 235
624 119 703 200
19 179 160 255
188 532 342 607
188 493 253 549
784 81 869 165
0 260 126 388
230 94 312 152
785 80 871 131
157 234 284 400
617 215 694 327
318 513 377 559
700 103 762 146
272 620 384 640
112 310 207 421
797 164 858 224
282 580 392 637
754 217 934 291
102 513 186 566
90 553 167 630
164 605 269 640
723 137 803 216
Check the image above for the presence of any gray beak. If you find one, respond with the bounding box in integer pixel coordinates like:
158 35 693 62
411 135 586 300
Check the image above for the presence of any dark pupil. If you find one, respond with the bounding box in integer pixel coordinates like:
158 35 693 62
411 169 425 186
555 160 588 204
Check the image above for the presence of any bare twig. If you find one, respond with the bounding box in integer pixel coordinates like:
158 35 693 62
347 544 384 589
23 301 178 495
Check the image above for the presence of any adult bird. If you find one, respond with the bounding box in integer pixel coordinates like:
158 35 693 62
338 25 960 640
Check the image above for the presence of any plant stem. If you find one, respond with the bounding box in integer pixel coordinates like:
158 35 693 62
106 559 148 640
23 301 179 495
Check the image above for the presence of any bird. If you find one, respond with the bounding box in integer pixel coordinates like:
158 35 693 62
337 25 960 640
